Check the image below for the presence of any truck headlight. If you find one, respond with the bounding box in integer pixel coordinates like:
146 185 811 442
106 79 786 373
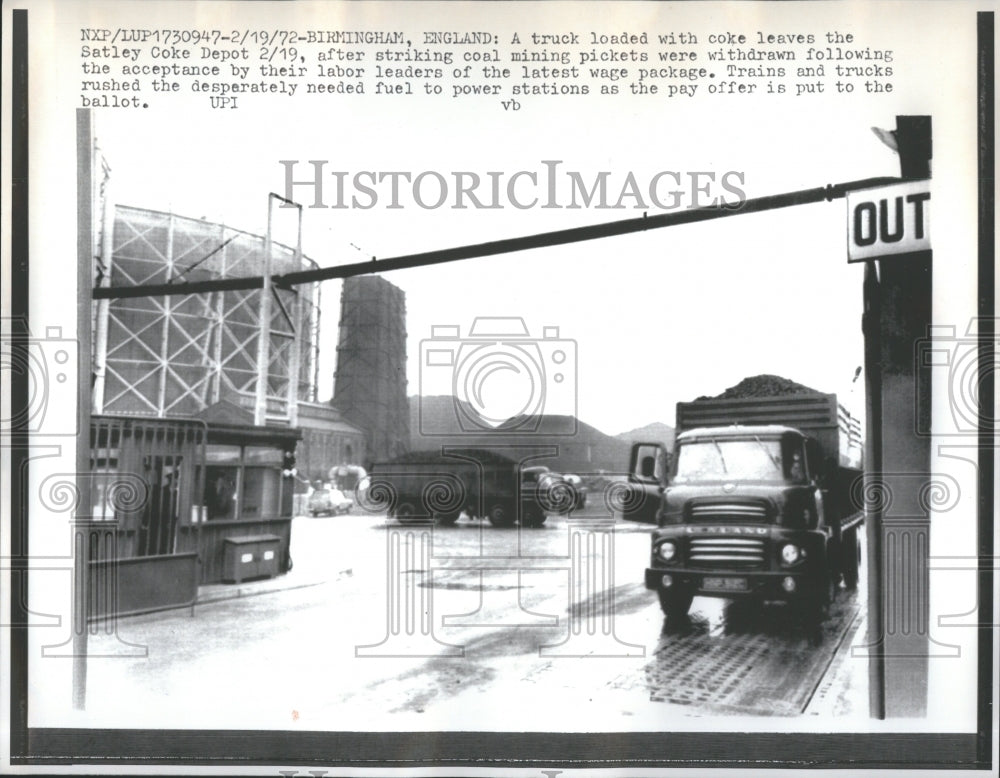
657 541 677 562
781 543 803 564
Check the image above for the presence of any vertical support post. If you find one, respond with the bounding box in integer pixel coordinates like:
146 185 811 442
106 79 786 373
156 213 175 417
254 198 275 426
197 223 224 408
862 259 885 719
975 12 995 757
91 151 113 414
11 13 30 750
310 280 321 403
212 225 226 405
866 115 933 718
286 202 304 427
74 109 95 709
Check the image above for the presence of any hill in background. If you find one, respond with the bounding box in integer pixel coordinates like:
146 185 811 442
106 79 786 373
615 421 675 450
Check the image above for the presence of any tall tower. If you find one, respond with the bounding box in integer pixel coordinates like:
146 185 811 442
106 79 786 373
333 276 408 464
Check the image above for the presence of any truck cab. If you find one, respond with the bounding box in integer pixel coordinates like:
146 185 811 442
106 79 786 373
639 422 851 622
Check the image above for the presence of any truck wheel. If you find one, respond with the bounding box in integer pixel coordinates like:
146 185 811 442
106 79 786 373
521 506 547 528
487 503 515 527
657 587 693 619
801 568 836 632
842 527 860 590
436 510 461 526
395 502 421 525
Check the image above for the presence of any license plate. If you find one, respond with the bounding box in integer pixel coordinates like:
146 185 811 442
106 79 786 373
702 576 748 592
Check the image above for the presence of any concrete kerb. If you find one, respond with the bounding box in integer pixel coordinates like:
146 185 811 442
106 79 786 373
195 567 353 607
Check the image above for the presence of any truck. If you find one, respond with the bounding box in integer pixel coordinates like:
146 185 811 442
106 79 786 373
632 389 864 622
366 448 574 527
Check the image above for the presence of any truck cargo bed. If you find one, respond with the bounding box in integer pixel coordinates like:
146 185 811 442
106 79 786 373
676 393 862 469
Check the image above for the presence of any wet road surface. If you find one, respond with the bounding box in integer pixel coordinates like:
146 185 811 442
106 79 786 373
74 510 866 730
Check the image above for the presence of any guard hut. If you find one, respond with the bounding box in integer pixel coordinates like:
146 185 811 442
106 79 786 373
193 399 301 584
87 403 300 620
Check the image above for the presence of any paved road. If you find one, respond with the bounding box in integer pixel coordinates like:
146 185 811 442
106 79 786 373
77 510 867 730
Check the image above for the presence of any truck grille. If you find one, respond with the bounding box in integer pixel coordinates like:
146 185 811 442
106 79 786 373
689 502 768 522
687 537 766 569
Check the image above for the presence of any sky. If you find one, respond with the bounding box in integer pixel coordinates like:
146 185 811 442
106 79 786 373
78 0 967 435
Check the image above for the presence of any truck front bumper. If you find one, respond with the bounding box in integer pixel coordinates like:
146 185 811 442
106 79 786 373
645 566 813 602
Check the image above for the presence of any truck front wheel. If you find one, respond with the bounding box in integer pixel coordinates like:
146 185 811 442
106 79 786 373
800 567 836 634
521 505 547 528
657 586 694 619
395 502 421 525
841 527 860 590
435 510 461 526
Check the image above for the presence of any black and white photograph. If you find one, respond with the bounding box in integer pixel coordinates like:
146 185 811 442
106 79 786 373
1 0 996 775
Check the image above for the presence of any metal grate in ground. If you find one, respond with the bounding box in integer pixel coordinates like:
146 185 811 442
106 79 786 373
645 629 772 707
627 591 861 715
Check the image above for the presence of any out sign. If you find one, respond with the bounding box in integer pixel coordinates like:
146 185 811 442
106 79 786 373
847 180 931 262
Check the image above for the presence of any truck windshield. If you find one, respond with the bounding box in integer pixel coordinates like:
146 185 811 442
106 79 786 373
673 437 803 483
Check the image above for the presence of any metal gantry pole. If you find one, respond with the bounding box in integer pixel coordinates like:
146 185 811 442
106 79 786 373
254 196 276 426
95 176 903 301
309 279 321 404
91 147 113 414
211 226 227 405
286 201 304 427
156 214 176 417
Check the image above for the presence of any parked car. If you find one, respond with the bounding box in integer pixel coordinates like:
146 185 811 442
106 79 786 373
308 485 354 516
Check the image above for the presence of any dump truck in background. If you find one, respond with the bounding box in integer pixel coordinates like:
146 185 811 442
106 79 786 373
634 377 864 622
364 448 575 527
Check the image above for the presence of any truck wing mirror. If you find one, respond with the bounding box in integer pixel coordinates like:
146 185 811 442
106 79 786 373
630 442 666 484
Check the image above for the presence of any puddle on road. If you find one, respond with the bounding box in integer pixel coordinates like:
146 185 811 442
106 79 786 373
419 580 522 591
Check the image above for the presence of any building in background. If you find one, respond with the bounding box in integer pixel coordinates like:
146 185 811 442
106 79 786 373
91 204 368 478
291 400 367 483
333 276 409 465
92 205 321 420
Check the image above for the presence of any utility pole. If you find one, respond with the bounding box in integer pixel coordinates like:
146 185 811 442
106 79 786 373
73 109 96 709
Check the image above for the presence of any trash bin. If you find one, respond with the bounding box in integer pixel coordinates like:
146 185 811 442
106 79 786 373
222 534 282 583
